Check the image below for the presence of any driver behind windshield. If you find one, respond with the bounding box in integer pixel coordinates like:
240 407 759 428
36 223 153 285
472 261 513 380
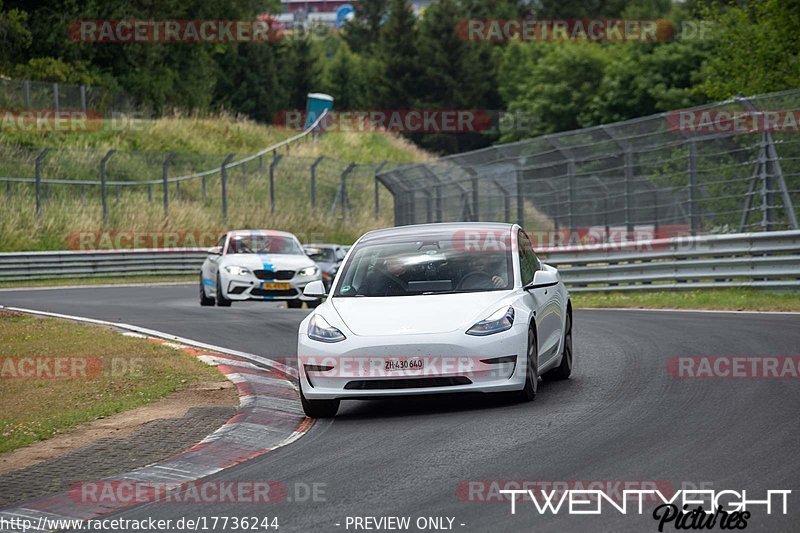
462 253 508 289
361 254 410 296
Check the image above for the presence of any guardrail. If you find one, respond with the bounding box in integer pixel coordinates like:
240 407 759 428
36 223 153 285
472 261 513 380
1 230 798 290
540 230 800 291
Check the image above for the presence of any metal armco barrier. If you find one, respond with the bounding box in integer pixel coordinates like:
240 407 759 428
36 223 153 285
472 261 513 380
1 231 798 291
540 230 800 291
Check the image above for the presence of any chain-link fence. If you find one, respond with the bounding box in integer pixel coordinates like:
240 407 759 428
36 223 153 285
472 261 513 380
378 90 800 243
0 144 395 225
0 78 139 116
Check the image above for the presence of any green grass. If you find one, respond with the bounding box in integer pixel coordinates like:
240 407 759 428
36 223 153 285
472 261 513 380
573 289 800 312
0 115 431 253
0 310 225 453
0 275 195 289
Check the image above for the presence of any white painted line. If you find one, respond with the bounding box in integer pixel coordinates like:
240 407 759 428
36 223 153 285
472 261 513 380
0 305 298 379
0 281 195 292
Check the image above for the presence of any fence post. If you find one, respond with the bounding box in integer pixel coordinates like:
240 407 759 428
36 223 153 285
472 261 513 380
310 156 324 212
688 141 698 236
269 154 283 215
100 149 114 224
374 160 388 219
5 180 10 200
162 152 176 218
148 184 153 204
220 154 235 222
340 163 356 222
201 175 207 201
241 160 247 188
53 83 60 113
623 149 633 240
471 177 479 222
80 85 87 113
34 148 50 219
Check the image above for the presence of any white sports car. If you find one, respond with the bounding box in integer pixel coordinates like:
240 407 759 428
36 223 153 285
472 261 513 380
200 230 322 308
296 222 573 418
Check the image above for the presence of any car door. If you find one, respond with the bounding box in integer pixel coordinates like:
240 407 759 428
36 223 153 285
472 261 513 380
518 230 562 365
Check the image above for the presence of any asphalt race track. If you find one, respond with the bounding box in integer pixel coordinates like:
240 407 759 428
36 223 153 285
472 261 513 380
2 285 799 532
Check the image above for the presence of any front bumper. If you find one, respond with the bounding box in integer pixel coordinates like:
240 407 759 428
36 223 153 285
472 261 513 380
222 274 321 301
297 325 528 400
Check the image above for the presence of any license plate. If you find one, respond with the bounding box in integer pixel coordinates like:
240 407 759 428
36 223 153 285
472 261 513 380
262 282 290 290
385 358 424 371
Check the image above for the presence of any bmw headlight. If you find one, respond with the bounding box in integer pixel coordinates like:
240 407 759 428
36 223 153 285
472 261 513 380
466 306 515 336
299 266 319 277
307 314 346 343
224 265 251 276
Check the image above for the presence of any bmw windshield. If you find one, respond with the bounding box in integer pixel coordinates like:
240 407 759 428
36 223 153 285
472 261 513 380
226 234 304 255
334 238 513 297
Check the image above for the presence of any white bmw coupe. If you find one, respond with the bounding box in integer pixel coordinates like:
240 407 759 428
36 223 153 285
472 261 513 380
296 222 573 418
200 230 322 308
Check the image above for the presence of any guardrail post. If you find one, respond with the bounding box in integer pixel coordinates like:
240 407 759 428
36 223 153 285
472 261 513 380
310 156 324 212
34 148 50 219
269 154 283 215
100 149 114 224
220 154 234 222
162 152 176 218
688 141 698 236
374 160 388 219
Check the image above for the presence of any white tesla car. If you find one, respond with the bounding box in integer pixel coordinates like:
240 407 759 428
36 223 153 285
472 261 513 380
296 222 573 418
200 230 322 308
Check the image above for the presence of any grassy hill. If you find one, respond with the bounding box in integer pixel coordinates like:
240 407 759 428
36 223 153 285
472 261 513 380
0 115 432 252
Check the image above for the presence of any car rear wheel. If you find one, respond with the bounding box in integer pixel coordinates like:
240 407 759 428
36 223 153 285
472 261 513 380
199 276 215 307
215 274 232 307
299 387 339 418
514 327 538 402
542 314 572 381
287 300 303 309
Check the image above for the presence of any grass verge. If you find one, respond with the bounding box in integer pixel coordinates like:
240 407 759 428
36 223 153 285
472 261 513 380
572 289 800 312
0 275 195 290
0 310 223 453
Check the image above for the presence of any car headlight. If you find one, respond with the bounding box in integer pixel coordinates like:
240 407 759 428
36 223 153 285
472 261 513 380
224 265 251 276
299 266 319 277
307 314 346 343
466 306 515 336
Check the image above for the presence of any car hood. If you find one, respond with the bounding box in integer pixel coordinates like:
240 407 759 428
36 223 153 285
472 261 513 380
223 253 315 271
331 291 512 336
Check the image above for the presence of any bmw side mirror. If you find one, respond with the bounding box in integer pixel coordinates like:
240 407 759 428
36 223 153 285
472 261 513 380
524 270 559 290
304 280 327 298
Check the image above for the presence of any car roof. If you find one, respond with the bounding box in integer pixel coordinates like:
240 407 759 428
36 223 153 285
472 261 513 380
358 222 516 244
228 229 297 238
304 243 343 248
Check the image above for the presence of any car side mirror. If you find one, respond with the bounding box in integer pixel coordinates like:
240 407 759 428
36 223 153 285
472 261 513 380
304 280 327 298
208 245 222 256
524 269 559 290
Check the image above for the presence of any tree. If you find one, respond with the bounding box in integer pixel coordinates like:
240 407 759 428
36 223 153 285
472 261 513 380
322 40 365 109
285 29 322 110
0 0 31 73
343 0 388 53
373 0 419 109
701 0 800 99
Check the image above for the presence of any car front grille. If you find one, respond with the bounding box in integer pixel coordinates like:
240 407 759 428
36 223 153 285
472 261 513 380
254 269 295 280
343 377 472 390
250 288 298 297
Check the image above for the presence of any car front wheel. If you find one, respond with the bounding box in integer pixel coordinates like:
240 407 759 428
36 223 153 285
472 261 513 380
215 274 232 307
514 326 538 402
300 387 339 418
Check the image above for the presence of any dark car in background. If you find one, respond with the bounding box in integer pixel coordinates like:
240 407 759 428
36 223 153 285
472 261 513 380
303 243 349 291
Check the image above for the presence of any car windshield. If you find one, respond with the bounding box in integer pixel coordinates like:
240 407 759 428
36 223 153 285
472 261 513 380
227 234 303 255
334 238 513 297
305 247 336 263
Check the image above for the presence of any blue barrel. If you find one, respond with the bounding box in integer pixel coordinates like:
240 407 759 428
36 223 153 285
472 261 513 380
305 93 334 130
